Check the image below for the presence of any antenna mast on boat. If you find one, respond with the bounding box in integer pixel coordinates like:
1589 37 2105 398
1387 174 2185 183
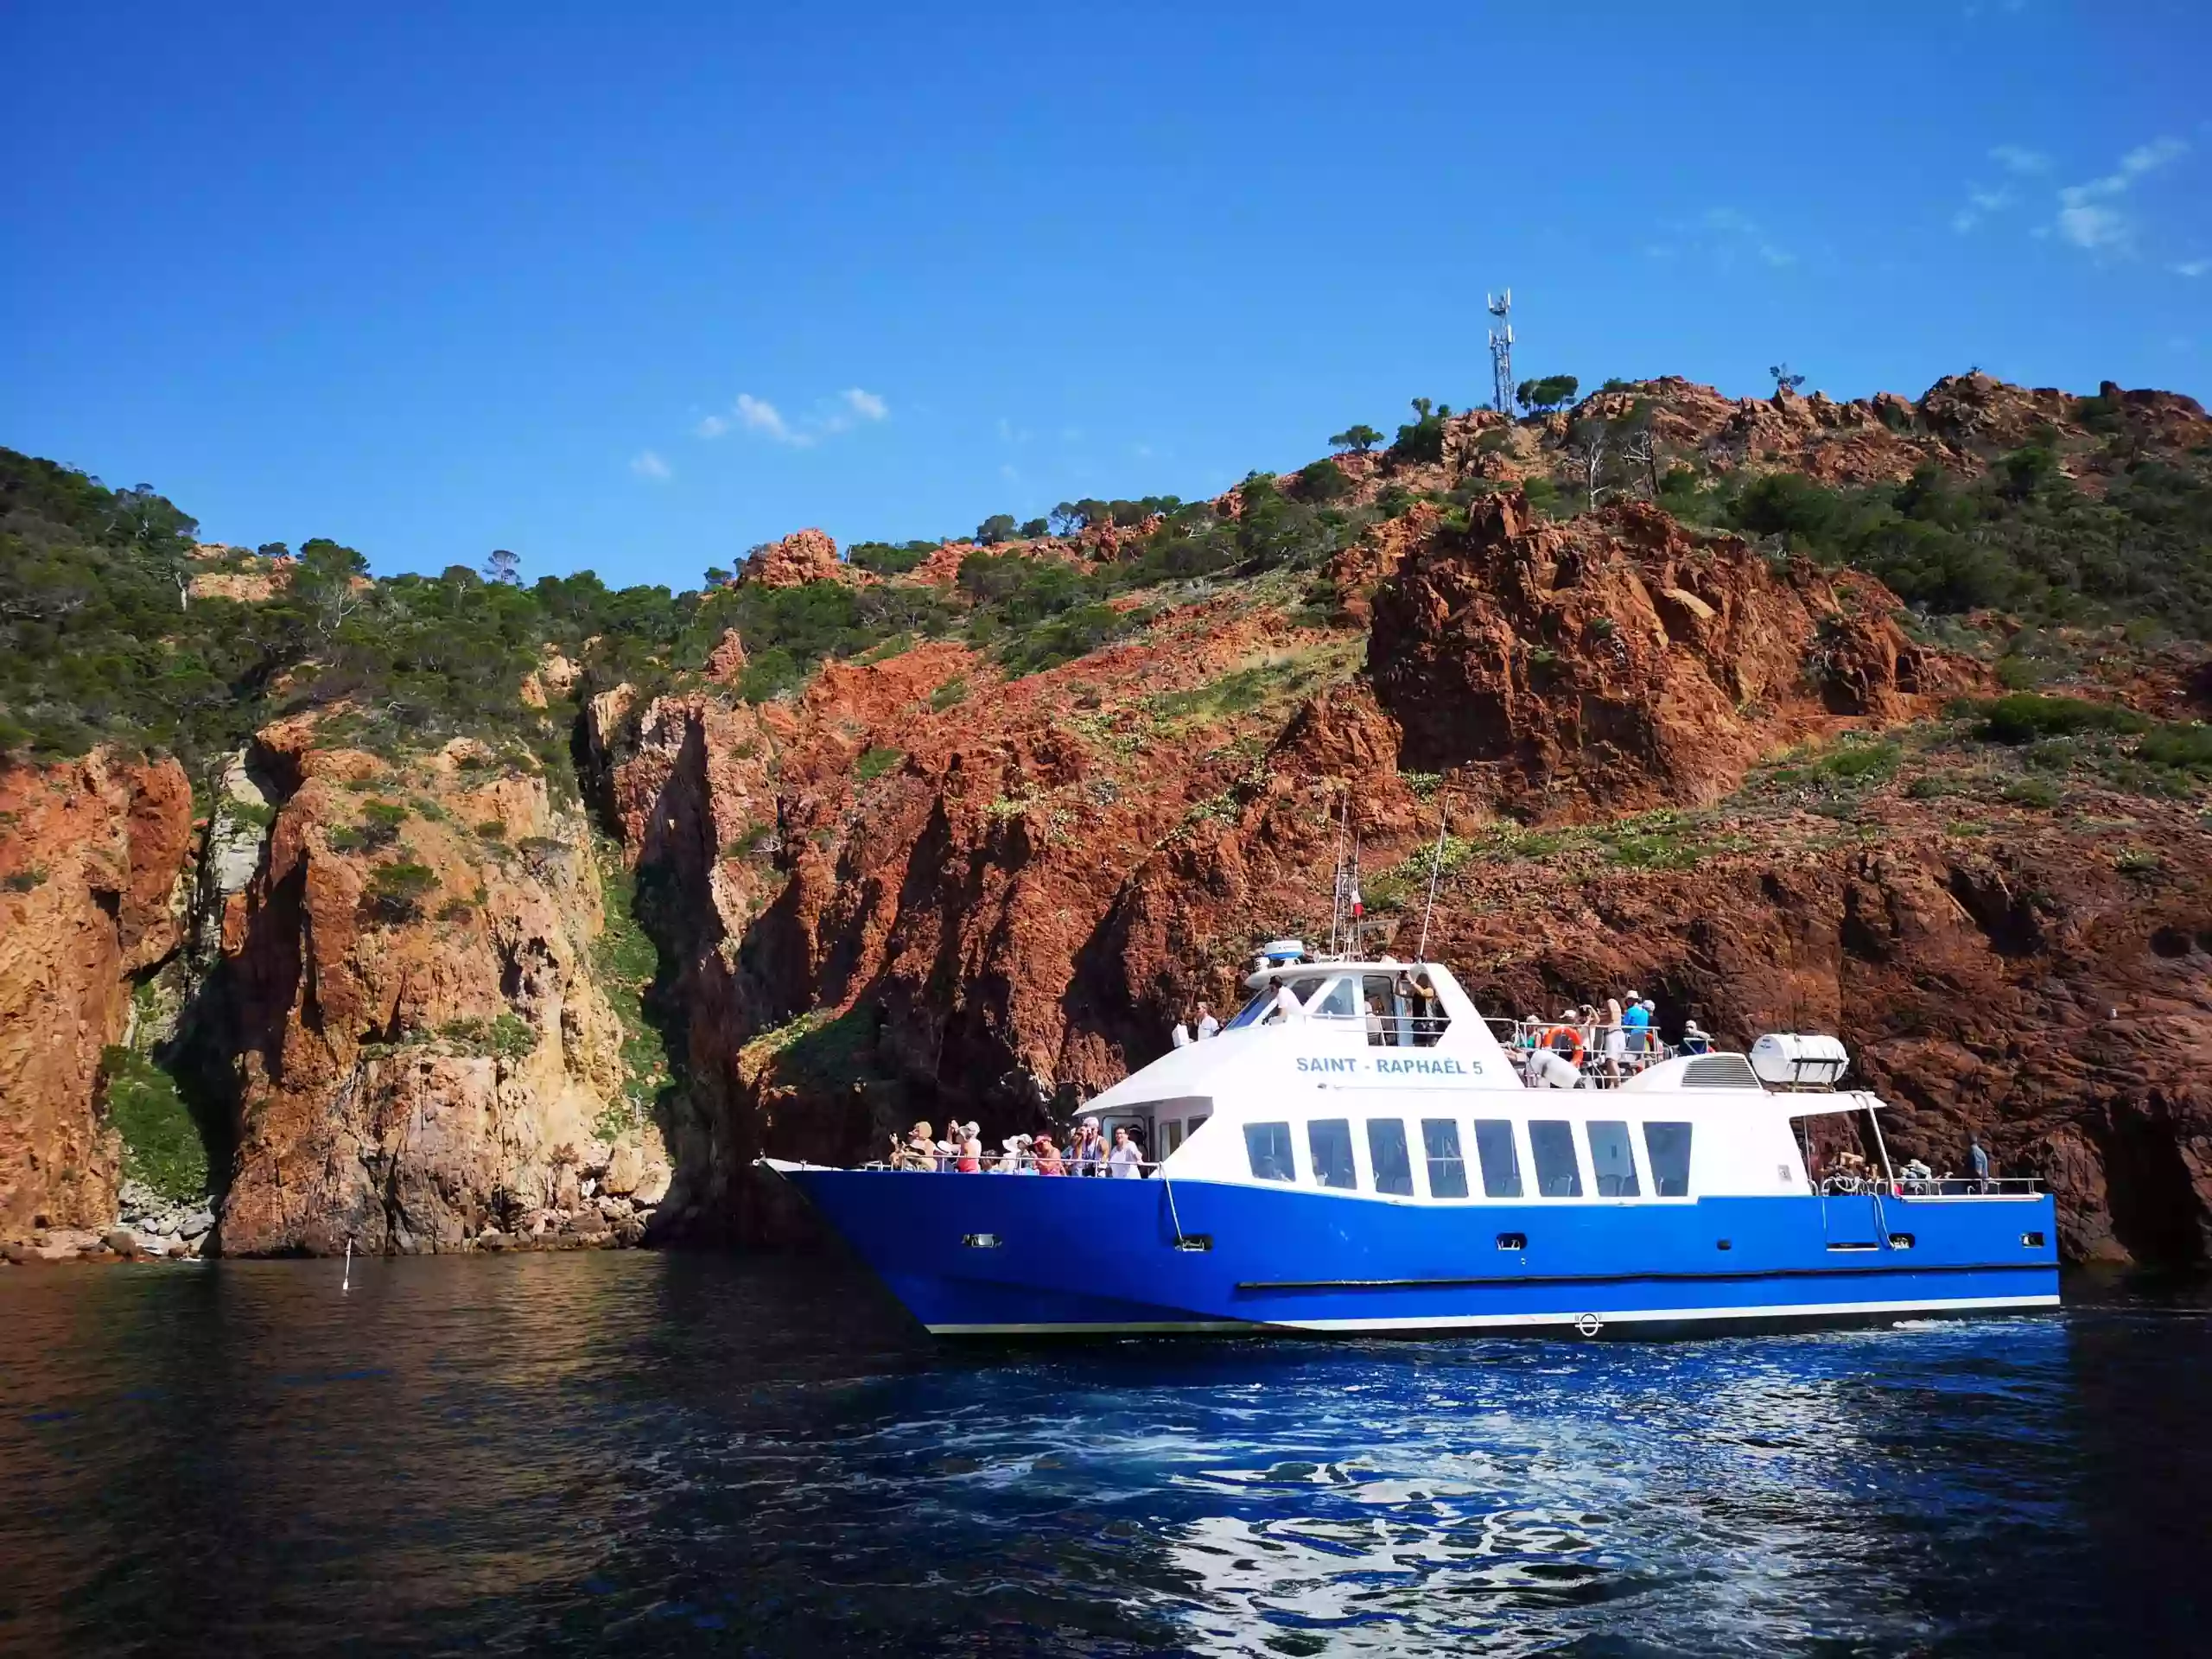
1326 791 1351 956
1414 797 1452 963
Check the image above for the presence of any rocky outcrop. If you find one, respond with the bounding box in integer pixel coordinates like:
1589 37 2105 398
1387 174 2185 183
0 753 194 1235
1368 492 1972 817
206 724 667 1255
1416 816 2212 1266
741 529 851 588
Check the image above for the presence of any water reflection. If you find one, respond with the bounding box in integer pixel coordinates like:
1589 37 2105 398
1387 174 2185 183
1 1255 2205 1656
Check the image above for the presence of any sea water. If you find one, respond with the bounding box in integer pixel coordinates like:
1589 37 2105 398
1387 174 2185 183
2 1252 2205 1656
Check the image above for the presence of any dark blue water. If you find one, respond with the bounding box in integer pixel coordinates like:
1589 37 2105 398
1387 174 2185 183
2 1255 2207 1657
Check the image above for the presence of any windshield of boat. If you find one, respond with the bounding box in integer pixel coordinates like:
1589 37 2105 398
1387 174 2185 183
1224 987 1274 1030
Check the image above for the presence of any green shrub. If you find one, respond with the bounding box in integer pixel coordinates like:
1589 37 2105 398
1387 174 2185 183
1815 741 1902 781
1296 458 1351 503
474 817 507 839
1977 693 2149 744
100 1046 208 1201
364 861 438 923
2139 722 2212 776
930 675 969 712
3 867 46 893
855 745 903 782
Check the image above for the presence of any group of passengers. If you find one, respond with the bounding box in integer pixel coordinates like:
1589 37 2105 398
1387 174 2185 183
1168 1002 1221 1048
1510 994 1712 1088
887 1116 1151 1176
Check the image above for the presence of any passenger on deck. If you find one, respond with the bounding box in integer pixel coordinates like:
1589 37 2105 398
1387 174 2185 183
1072 1117 1106 1176
1680 1020 1712 1055
1033 1134 1065 1175
1969 1135 1992 1193
1526 1047 1582 1090
1108 1127 1145 1178
1171 1018 1193 1048
999 1135 1033 1173
1365 994 1389 1046
1195 1002 1220 1039
895 1122 938 1172
1622 993 1652 1055
957 1122 982 1173
1601 996 1629 1080
1262 983 1303 1024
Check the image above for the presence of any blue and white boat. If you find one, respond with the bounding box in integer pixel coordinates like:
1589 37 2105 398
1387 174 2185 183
763 950 2059 1338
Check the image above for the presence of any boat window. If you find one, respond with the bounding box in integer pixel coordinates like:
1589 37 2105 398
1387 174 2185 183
1362 975 1405 1046
1308 1118 1357 1190
1367 1119 1414 1196
1422 1119 1468 1198
1643 1122 1693 1197
1529 1120 1583 1198
1164 1121 1185 1155
1185 1113 1209 1139
1310 977 1359 1020
1473 1119 1522 1198
1586 1120 1641 1198
1224 988 1274 1031
1244 1122 1295 1182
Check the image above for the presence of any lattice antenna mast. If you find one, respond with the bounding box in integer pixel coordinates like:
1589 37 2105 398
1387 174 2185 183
1486 289 1514 416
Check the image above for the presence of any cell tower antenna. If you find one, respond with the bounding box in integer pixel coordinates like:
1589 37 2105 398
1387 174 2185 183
1486 289 1515 416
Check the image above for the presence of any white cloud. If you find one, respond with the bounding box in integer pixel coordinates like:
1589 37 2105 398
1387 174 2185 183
630 450 671 481
1694 207 1794 268
2175 259 2210 277
1952 184 2017 233
690 388 891 448
1989 144 2049 175
2058 203 2131 250
735 393 797 442
2047 137 2189 257
2119 137 2188 176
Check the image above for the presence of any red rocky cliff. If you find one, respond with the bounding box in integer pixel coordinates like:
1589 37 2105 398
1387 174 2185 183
0 754 194 1235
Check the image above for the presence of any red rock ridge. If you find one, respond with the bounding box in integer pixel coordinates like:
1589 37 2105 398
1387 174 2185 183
0 754 194 1235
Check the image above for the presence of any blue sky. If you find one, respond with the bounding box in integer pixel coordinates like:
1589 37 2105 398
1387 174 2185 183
3 1 2206 589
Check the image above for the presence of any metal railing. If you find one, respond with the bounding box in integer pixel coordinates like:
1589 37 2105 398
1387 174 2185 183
1821 1173 2042 1198
866 1152 1171 1176
1489 1017 1688 1090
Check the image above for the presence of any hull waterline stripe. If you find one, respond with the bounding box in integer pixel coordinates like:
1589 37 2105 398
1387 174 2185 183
925 1292 2062 1337
1235 1260 2052 1292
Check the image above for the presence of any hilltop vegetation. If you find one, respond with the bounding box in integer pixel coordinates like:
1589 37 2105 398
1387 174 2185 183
6 368 2211 781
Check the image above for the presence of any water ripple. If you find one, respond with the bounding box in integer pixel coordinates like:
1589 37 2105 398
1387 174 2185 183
1 1255 2207 1656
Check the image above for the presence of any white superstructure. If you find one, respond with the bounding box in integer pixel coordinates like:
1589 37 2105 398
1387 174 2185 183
1086 956 1872 1207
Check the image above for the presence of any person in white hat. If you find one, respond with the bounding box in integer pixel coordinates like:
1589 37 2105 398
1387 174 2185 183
1681 1020 1712 1056
1622 992 1653 1055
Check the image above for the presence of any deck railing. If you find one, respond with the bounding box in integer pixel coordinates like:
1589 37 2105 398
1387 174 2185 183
1821 1173 2042 1198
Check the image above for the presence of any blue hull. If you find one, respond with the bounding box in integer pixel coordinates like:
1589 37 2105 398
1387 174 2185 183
777 1168 2062 1338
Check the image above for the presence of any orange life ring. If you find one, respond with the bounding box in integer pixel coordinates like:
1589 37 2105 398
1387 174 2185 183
1538 1026 1586 1065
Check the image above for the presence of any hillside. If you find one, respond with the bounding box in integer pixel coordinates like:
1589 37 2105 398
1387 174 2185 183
3 369 2211 1267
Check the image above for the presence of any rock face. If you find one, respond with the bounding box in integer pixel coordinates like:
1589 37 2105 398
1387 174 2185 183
1368 492 1970 817
205 723 667 1255
5 369 2212 1269
0 754 194 1234
741 529 849 588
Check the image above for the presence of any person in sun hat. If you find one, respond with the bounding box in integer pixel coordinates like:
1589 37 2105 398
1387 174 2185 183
1032 1132 1065 1175
1680 1020 1712 1056
1621 991 1653 1054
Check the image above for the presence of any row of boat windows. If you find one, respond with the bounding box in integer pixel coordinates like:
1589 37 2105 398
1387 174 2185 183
1242 1117 1694 1199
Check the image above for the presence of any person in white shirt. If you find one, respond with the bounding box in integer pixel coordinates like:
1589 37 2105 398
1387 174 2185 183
1194 1002 1219 1039
1526 1048 1583 1089
1171 1020 1192 1048
1108 1127 1145 1177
